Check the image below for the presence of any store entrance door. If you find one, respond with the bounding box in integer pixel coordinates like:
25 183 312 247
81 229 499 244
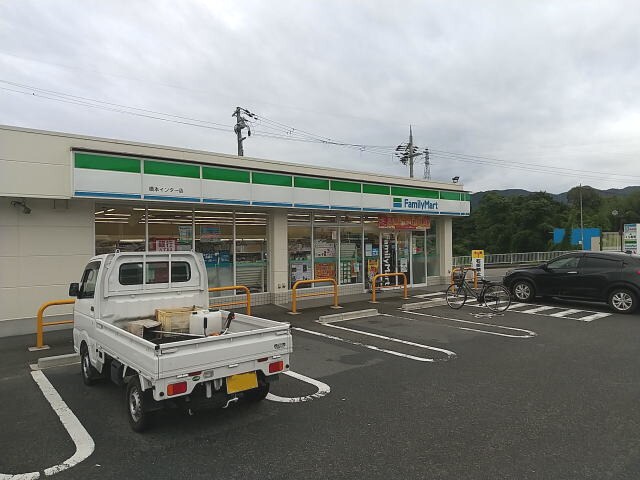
411 231 427 285
397 231 411 286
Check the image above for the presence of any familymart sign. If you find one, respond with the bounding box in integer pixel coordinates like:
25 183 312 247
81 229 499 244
72 151 470 216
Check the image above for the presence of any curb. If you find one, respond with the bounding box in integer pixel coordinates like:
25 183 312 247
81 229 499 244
32 353 80 370
318 309 379 323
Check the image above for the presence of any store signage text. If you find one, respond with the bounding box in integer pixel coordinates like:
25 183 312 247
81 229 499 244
393 197 439 212
379 214 431 230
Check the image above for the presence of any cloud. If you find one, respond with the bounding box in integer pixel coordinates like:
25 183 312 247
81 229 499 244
1 0 639 194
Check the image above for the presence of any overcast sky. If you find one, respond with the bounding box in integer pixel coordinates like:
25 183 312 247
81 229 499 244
1 0 639 194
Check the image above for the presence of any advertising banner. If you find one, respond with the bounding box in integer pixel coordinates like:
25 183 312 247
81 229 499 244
378 214 431 230
623 224 639 254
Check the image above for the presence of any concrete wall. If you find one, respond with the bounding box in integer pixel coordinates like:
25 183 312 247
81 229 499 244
0 198 94 337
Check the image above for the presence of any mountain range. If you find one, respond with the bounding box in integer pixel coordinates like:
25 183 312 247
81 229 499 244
470 186 640 209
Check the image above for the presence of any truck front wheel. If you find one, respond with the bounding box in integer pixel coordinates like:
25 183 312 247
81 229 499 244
127 377 153 432
80 344 99 386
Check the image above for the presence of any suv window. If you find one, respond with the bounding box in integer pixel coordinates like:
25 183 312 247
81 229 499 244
79 261 101 299
580 256 622 270
547 256 580 269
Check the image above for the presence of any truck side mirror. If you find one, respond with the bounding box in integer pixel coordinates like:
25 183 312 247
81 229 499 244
69 282 79 297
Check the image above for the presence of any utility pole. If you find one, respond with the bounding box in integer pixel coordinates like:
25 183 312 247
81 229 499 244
232 107 252 156
579 183 584 250
408 125 414 178
395 125 422 178
423 148 431 180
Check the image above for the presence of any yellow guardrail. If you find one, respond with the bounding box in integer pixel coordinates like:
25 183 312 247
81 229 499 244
370 273 408 303
450 267 478 289
290 278 340 314
209 285 251 315
33 299 76 350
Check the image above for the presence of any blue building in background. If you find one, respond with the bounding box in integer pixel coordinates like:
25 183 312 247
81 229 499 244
553 228 601 250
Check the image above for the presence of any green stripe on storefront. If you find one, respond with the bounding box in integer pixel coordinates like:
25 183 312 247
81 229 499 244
74 153 141 173
252 172 292 187
440 191 462 201
331 180 361 193
144 160 200 178
203 166 250 183
390 186 439 199
464 193 471 202
363 183 390 195
294 177 330 190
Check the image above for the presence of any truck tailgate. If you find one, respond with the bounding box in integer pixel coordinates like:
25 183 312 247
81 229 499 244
157 325 291 379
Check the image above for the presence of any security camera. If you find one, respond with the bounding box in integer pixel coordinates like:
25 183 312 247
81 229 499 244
11 200 31 214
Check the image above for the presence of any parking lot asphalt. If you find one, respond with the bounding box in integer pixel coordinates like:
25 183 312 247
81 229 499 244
3 287 640 480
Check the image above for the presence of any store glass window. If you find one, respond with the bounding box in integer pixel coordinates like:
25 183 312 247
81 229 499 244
195 210 234 293
426 221 439 277
314 215 337 281
412 231 427 284
236 212 268 293
363 216 380 289
339 215 362 284
288 214 312 288
147 206 194 252
95 205 146 254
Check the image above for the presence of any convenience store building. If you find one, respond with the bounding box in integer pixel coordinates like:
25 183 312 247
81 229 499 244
0 125 470 336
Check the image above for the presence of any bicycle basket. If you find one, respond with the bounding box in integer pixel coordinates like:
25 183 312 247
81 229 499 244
452 270 467 285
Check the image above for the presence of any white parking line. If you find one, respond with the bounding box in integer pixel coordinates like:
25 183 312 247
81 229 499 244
396 311 537 338
0 371 96 480
548 309 582 317
575 312 611 322
266 370 330 403
413 292 446 298
519 305 557 314
293 327 456 362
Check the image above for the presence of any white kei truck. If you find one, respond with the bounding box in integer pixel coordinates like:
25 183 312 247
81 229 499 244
69 251 292 431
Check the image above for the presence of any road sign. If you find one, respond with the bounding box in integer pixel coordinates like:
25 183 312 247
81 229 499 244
471 250 485 278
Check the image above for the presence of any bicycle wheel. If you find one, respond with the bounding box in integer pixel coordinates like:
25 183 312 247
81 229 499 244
483 285 512 312
445 284 467 309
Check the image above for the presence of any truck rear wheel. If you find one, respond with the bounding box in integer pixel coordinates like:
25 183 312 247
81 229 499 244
127 377 154 432
244 381 270 402
80 344 99 386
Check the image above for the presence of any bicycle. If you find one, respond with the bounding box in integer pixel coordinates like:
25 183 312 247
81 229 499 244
445 269 511 312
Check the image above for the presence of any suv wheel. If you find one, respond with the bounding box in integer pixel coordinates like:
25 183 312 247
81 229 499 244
512 280 535 302
608 289 636 314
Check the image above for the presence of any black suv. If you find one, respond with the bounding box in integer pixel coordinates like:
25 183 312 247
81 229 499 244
502 251 640 314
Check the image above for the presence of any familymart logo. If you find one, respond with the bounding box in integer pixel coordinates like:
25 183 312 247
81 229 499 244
393 197 439 211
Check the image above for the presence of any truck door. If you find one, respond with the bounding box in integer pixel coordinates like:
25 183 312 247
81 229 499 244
75 261 101 334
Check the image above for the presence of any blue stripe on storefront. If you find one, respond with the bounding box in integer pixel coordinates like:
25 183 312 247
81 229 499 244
362 207 391 212
392 209 466 215
203 198 251 205
144 195 202 202
330 205 362 211
252 201 293 207
75 191 142 199
294 203 331 209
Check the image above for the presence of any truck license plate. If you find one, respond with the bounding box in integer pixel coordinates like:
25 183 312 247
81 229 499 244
226 372 258 394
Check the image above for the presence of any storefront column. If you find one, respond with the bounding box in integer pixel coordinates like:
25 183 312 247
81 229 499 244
268 209 289 293
438 217 453 281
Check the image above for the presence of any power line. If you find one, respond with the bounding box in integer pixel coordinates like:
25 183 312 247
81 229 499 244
2 80 638 181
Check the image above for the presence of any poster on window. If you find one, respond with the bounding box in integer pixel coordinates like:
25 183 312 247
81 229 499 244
153 239 176 251
200 226 222 243
290 262 311 283
314 240 336 258
314 262 336 279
